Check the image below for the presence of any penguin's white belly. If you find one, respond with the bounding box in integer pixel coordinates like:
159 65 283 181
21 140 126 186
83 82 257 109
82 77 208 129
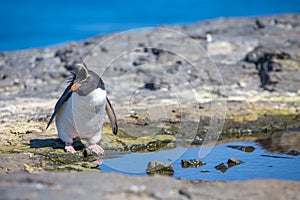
55 88 107 142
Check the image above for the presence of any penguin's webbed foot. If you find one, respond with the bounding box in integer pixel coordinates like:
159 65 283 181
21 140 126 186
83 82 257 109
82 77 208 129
88 144 105 156
65 143 77 154
93 159 104 165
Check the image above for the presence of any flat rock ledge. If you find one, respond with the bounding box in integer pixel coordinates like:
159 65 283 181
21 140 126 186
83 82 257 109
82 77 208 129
0 172 299 200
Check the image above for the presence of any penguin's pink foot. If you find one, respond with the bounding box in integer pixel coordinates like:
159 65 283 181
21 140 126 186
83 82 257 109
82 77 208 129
65 144 76 153
88 144 105 156
93 159 104 165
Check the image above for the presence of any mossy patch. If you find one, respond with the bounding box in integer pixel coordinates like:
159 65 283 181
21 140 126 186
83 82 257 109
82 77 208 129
1 99 300 174
101 129 176 152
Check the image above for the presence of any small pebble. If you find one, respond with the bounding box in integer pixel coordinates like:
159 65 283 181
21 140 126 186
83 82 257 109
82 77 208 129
227 157 243 167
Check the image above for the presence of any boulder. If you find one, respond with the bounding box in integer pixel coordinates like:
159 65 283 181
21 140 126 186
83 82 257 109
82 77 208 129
146 161 174 176
227 157 243 167
287 150 300 156
181 159 206 168
215 163 227 173
227 145 255 152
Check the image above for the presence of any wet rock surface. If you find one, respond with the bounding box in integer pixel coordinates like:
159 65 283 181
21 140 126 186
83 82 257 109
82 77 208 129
227 145 255 152
181 159 206 168
215 157 243 172
215 163 228 173
146 161 174 176
227 157 243 167
287 149 300 156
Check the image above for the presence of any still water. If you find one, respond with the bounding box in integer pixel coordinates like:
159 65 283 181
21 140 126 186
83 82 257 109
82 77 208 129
99 141 300 181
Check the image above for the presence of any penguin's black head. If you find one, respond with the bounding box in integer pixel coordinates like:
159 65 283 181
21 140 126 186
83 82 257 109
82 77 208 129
70 63 105 96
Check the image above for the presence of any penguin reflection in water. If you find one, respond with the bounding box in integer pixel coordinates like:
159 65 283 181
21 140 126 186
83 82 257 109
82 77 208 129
46 63 118 156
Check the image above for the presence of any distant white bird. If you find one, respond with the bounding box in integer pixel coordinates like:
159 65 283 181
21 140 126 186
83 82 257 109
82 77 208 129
46 63 118 156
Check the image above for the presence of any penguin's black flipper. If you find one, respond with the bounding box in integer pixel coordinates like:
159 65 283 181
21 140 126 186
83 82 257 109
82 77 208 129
46 82 73 129
106 97 118 135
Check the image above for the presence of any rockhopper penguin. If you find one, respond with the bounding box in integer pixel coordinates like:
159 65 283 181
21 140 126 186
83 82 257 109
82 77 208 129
46 63 118 156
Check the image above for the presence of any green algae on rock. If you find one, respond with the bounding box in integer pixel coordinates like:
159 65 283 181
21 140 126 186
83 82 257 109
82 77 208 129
146 161 174 176
101 129 176 152
181 159 206 168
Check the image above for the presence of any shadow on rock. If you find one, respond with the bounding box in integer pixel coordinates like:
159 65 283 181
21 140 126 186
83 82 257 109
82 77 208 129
30 138 85 151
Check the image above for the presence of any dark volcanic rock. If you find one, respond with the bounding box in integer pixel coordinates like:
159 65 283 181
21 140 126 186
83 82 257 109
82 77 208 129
244 46 290 91
215 163 228 173
287 150 300 156
227 157 243 167
144 82 161 90
215 158 243 172
254 19 265 29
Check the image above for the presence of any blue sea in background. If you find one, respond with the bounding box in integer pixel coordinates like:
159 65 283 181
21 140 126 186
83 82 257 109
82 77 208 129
0 0 299 51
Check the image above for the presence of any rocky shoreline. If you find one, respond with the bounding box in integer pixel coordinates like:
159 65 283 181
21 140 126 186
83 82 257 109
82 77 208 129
1 172 299 200
0 14 300 199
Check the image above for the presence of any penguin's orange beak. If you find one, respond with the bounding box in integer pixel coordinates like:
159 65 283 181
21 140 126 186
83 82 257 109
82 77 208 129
70 83 80 91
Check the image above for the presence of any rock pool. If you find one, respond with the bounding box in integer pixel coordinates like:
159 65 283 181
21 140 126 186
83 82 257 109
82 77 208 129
99 141 300 181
